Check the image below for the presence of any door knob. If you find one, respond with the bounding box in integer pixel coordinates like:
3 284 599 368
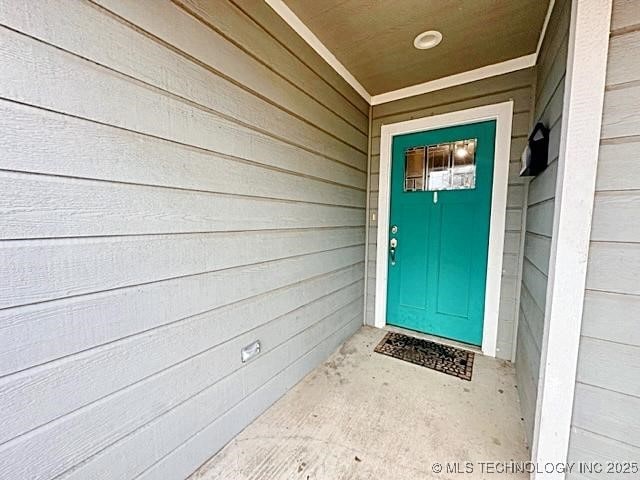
389 238 398 265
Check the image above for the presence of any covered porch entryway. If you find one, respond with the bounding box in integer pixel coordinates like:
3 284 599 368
190 327 529 479
1 0 626 478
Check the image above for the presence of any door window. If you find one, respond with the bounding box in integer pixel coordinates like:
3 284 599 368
403 138 477 192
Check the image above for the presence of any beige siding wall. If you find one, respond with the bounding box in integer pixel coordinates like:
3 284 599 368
367 68 536 360
515 0 570 446
567 0 640 473
0 1 367 478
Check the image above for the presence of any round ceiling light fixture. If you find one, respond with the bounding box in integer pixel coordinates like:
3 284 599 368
413 30 443 50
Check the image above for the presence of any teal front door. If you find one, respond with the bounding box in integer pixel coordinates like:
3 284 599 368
386 120 496 346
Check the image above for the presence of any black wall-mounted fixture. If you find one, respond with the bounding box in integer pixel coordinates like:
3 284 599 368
519 122 550 177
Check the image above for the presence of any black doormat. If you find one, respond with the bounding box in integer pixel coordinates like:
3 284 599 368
374 331 475 381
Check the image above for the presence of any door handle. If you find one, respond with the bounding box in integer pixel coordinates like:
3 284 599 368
389 238 398 265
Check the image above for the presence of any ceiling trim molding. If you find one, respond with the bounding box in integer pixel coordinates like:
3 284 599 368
535 0 556 60
370 54 536 105
266 0 553 106
264 0 372 102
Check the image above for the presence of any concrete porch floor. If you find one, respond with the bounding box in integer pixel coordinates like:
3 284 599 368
190 326 529 479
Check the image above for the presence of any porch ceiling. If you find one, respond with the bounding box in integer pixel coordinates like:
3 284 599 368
282 0 550 95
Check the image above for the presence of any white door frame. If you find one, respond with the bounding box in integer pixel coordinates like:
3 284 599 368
374 101 514 357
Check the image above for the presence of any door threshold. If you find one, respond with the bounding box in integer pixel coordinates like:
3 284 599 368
383 325 482 355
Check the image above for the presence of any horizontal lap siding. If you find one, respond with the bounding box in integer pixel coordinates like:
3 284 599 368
514 0 570 447
367 67 535 361
567 1 640 474
0 1 367 478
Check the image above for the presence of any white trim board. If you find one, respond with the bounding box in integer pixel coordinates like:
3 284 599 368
264 0 371 102
374 101 514 357
536 0 557 59
370 54 536 105
265 1 553 105
531 0 612 477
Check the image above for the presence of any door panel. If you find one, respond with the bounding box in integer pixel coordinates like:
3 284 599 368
436 203 472 318
398 203 428 309
386 120 496 345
